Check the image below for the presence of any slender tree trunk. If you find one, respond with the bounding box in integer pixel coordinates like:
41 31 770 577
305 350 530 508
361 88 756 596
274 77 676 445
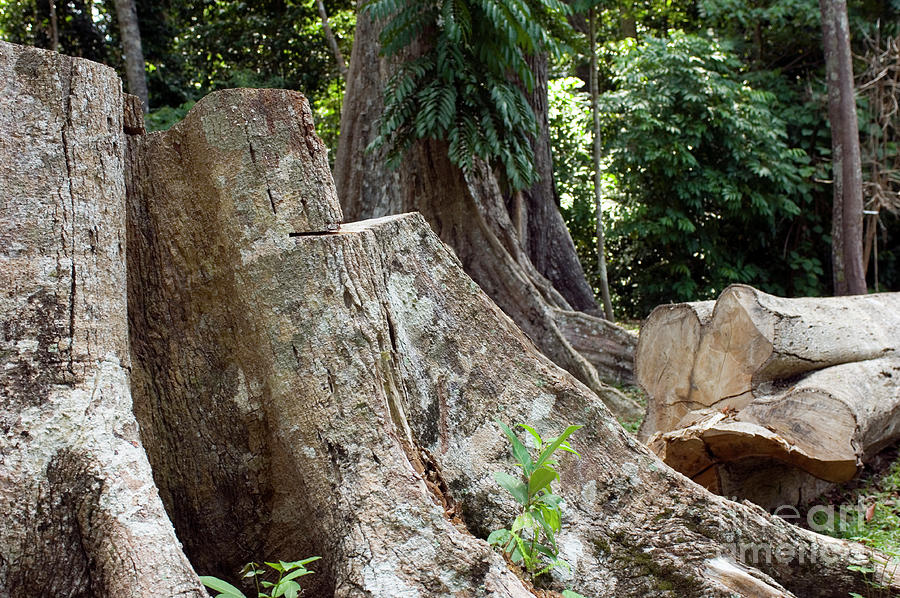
316 0 348 80
113 0 149 112
48 0 59 51
589 8 615 321
820 0 866 295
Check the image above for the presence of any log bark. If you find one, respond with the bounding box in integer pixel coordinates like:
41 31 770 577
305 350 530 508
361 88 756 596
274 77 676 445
3 40 898 598
335 10 640 419
0 41 204 597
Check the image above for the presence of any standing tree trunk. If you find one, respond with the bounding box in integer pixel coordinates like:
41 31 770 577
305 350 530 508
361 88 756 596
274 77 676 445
819 0 866 295
113 0 148 112
335 10 640 418
589 7 615 321
316 0 348 80
520 52 599 313
0 41 204 597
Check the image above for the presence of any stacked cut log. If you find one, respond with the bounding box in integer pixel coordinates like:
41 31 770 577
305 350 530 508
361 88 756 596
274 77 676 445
637 284 900 508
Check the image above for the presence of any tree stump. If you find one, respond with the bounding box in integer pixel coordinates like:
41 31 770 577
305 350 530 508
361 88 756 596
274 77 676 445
1 41 897 598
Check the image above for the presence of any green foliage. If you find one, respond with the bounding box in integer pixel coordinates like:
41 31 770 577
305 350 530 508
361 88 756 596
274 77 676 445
145 100 196 132
366 0 574 190
598 32 818 316
201 558 321 598
488 420 581 580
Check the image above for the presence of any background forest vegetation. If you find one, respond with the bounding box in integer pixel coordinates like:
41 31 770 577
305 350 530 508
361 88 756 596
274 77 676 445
1 0 898 319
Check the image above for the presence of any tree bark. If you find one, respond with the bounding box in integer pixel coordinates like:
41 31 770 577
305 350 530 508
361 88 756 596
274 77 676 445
0 41 204 597
521 52 599 313
334 10 639 418
551 307 636 385
113 0 149 112
820 0 866 295
5 40 899 598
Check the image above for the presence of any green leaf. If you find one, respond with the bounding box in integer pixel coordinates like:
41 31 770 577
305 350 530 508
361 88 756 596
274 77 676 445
528 465 558 497
487 528 512 546
279 568 313 584
494 471 529 505
496 420 533 475
273 580 301 597
535 425 583 470
516 423 544 450
199 576 247 598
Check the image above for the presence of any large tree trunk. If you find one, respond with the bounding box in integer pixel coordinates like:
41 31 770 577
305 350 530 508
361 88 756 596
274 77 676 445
334 11 638 418
820 0 866 295
4 41 898 598
520 52 599 313
0 41 204 597
112 0 148 112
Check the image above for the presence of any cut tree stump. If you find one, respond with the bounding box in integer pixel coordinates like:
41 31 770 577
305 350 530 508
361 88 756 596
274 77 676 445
637 284 900 508
0 41 205 597
3 41 898 597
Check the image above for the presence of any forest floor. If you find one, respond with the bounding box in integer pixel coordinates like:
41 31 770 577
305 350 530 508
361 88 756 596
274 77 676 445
816 445 900 558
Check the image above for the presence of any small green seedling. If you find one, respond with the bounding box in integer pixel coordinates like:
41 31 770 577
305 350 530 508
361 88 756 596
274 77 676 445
201 557 321 598
488 420 582 582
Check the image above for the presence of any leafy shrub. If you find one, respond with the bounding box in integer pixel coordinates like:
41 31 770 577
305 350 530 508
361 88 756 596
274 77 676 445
201 558 320 598
599 32 816 315
488 421 582 580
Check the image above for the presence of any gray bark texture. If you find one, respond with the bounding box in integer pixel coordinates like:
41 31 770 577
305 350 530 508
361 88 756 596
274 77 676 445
334 11 638 419
112 0 149 112
3 41 898 598
0 41 204 597
637 285 900 508
820 0 866 295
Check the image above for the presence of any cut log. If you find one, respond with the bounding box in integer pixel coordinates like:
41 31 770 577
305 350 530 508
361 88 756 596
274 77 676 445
0 41 205 597
690 284 900 413
635 300 715 440
655 358 900 505
637 284 900 441
551 307 637 386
